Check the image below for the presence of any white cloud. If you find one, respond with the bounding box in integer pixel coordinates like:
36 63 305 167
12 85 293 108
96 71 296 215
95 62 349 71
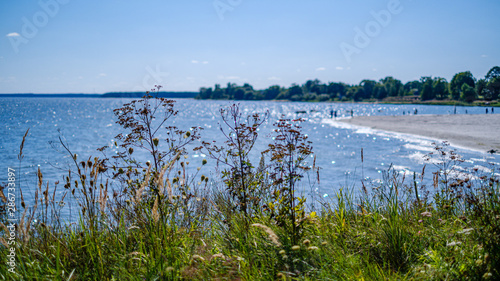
6 32 20 37
336 66 344 70
99 73 107 77
192 60 208 64
217 75 241 80
316 67 326 71
372 68 377 72
268 76 281 81
78 76 83 79
481 54 488 58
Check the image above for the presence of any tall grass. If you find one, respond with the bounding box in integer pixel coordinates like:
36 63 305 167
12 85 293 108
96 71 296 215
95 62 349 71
1 96 499 280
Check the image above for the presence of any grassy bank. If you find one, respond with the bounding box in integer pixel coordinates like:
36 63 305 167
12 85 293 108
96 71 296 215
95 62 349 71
1 97 499 280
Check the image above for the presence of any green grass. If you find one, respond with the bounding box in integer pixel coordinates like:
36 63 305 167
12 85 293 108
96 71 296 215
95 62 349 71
1 162 498 280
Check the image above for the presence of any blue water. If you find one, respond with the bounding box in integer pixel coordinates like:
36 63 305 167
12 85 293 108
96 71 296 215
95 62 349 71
1 98 499 216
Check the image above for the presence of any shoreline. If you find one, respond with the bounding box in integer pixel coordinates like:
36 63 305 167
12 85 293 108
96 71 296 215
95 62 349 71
338 114 500 153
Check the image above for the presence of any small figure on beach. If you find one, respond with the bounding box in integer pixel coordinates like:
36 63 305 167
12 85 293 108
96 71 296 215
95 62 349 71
465 109 468 114
330 109 334 118
486 108 489 114
350 109 353 117
414 109 418 115
454 105 456 114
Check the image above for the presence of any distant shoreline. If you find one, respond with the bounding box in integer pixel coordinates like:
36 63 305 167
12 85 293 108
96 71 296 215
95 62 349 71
0 92 198 98
1 94 499 108
338 114 500 152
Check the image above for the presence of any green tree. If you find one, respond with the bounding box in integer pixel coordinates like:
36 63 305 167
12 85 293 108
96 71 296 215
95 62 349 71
476 79 488 99
420 76 435 101
460 83 476 103
347 86 365 101
327 82 347 99
197 87 213 99
304 79 321 93
234 88 245 100
485 66 500 100
263 85 281 100
433 78 449 100
212 84 224 99
288 84 304 101
450 71 475 100
485 66 500 81
373 83 388 99
404 80 422 96
225 83 235 99
380 76 403 97
486 77 500 100
360 79 377 99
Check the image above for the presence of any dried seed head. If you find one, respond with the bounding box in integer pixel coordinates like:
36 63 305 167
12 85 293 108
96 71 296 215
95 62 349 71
421 211 432 217
191 255 205 262
211 253 225 260
251 223 281 246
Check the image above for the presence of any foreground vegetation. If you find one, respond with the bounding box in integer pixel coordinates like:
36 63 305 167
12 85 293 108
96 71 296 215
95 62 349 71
197 66 500 105
1 92 499 280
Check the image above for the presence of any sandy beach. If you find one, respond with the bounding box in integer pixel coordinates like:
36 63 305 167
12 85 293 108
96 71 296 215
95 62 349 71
339 114 500 152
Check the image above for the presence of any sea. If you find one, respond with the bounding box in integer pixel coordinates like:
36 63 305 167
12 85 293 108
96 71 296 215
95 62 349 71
1 97 499 218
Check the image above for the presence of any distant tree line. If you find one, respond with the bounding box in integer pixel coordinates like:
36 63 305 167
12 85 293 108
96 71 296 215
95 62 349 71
196 66 500 103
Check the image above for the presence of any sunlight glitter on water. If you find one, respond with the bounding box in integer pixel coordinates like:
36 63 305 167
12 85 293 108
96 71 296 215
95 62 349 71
0 98 499 213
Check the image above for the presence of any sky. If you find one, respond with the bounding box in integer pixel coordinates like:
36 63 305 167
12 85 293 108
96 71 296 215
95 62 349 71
0 0 499 94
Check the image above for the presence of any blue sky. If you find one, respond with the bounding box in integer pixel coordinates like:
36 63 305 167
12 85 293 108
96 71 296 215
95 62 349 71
0 0 499 93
